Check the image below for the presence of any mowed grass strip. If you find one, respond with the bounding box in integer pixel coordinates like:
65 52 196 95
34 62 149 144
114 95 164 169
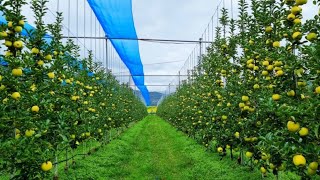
59 115 296 180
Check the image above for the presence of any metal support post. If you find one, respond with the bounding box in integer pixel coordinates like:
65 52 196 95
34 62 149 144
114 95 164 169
199 38 203 74
105 38 108 72
178 71 181 89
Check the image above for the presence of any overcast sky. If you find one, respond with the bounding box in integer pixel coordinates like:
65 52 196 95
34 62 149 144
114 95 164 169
3 0 318 93
133 0 228 93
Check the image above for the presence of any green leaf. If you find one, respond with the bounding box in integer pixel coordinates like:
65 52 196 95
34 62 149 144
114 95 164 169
59 134 68 142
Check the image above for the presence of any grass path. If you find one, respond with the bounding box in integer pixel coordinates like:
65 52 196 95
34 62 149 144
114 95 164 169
59 115 294 180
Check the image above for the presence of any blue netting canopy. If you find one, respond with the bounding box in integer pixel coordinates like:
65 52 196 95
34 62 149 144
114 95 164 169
87 0 150 105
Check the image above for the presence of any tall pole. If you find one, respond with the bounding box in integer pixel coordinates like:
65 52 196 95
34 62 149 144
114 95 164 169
178 71 181 89
199 37 203 74
95 16 97 63
128 74 131 87
83 0 86 58
68 0 70 37
76 0 79 47
118 58 121 83
105 38 108 73
199 38 202 65
57 0 59 12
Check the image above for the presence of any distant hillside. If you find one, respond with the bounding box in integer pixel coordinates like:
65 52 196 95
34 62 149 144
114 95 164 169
134 91 163 106
149 92 163 106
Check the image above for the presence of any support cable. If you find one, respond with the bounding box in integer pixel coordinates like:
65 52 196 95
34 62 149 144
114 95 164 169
61 36 213 44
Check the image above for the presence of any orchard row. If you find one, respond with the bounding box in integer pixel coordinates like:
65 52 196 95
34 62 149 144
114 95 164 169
0 0 147 179
158 0 319 179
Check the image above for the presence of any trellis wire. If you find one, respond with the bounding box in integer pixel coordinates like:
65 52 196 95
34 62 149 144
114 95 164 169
160 0 226 102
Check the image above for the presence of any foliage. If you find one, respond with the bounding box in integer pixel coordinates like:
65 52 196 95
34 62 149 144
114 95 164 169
0 0 147 179
158 0 320 179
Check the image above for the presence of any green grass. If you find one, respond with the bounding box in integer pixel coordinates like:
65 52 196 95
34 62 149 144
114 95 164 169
0 115 301 179
57 115 298 180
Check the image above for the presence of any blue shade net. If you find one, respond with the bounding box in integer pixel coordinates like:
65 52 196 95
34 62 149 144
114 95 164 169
87 0 150 105
0 11 51 41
